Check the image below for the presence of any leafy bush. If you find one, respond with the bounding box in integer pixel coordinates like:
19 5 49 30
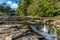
16 0 60 17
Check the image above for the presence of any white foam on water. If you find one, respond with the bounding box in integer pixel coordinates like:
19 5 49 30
42 25 48 33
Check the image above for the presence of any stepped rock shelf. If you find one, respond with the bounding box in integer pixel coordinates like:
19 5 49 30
0 25 43 40
0 16 44 40
0 16 60 40
0 25 31 40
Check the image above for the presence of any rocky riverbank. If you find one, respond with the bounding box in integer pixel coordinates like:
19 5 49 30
0 16 60 40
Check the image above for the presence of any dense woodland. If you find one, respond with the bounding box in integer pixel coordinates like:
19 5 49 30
0 3 15 15
16 0 60 17
0 0 60 17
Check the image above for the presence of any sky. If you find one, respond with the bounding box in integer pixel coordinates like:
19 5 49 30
0 0 19 10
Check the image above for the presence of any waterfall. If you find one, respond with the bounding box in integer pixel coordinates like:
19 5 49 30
42 25 48 33
27 20 58 40
51 26 58 40
29 26 58 40
30 26 53 40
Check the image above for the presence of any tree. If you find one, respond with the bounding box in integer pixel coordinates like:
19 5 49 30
0 3 11 12
16 0 32 16
0 3 15 15
16 0 60 17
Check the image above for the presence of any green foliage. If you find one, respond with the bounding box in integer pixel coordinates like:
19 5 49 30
16 0 32 16
16 0 60 17
0 3 15 15
57 28 60 36
0 12 6 15
0 3 11 13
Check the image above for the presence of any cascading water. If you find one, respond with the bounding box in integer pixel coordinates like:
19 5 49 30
41 25 57 40
42 25 48 33
27 20 58 40
41 24 57 40
51 26 58 40
30 26 58 40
